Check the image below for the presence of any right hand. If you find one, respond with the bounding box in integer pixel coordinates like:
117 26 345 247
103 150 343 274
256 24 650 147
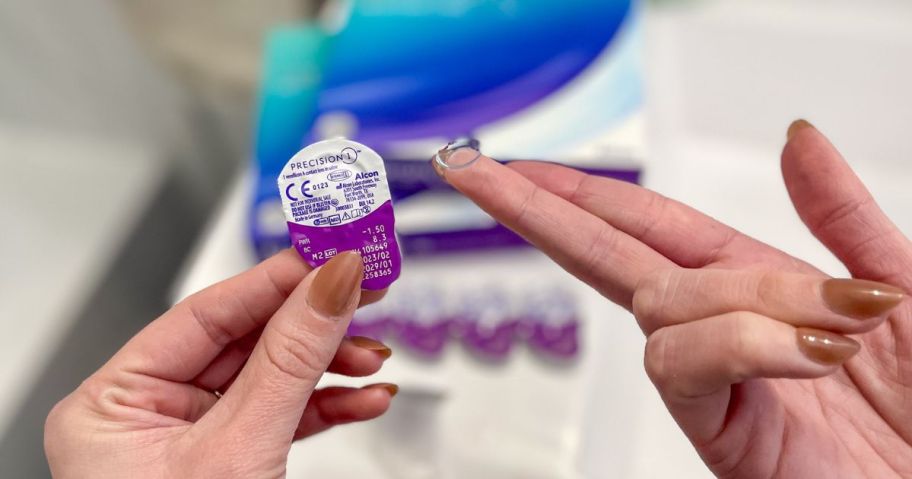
46 250 396 478
438 121 912 477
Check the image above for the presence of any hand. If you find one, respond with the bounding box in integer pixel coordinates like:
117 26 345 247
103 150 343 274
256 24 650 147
438 121 912 477
44 250 397 478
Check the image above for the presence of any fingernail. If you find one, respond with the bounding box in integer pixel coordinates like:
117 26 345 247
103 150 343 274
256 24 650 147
796 328 860 365
307 251 364 317
822 278 905 319
366 383 399 397
350 336 392 359
787 119 813 140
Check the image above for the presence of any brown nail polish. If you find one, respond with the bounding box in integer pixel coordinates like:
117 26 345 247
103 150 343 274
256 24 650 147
307 251 364 317
350 336 392 359
796 328 860 365
366 383 399 397
821 278 905 319
787 119 813 140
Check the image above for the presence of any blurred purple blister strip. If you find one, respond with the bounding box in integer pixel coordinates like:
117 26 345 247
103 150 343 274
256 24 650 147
351 284 581 362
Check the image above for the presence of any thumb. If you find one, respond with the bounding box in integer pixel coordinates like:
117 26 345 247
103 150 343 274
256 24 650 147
199 251 364 447
781 120 912 286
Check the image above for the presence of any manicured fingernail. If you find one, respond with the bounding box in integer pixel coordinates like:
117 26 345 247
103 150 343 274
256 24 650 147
796 328 860 365
366 383 399 397
822 278 905 319
350 336 392 359
307 251 364 317
787 119 813 140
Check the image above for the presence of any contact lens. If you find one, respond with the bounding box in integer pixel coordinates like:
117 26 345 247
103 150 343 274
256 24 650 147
434 137 483 170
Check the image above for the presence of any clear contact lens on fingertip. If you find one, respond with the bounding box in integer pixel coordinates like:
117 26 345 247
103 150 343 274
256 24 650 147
434 137 483 170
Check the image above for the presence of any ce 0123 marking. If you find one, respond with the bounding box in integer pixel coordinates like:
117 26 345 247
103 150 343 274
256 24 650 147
284 180 314 201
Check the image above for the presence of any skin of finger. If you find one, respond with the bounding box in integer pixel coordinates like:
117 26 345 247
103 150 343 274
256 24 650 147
194 264 361 449
109 249 311 382
325 338 388 377
784 128 912 452
507 161 820 274
192 327 263 391
442 152 673 307
633 269 889 335
193 293 389 392
644 311 841 443
80 369 218 423
108 249 386 386
782 127 912 287
293 387 392 440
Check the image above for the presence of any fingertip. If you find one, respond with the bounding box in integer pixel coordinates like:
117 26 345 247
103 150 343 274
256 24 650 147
359 287 388 307
364 382 399 398
328 338 389 377
795 327 861 366
349 336 393 359
782 119 822 164
361 384 396 415
786 119 815 141
820 278 905 319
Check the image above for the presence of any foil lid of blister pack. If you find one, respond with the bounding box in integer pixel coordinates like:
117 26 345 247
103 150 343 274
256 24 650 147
278 138 401 290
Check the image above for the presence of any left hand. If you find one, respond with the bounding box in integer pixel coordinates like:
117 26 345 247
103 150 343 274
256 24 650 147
438 121 912 477
45 250 396 478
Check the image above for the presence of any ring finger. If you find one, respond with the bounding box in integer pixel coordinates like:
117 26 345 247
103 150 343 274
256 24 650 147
632 269 904 335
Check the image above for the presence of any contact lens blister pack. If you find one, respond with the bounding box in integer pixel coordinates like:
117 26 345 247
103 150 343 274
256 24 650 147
278 138 401 290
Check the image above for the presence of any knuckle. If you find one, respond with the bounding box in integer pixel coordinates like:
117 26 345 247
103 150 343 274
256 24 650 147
751 270 779 311
580 225 620 282
262 321 329 382
725 312 763 379
633 269 678 328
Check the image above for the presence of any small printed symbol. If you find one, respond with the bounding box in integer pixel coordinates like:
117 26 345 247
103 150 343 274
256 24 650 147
351 209 363 219
330 199 340 206
285 183 299 201
300 180 313 199
324 248 338 258
341 212 352 221
361 206 371 214
328 214 342 225
341 147 358 164
315 217 329 226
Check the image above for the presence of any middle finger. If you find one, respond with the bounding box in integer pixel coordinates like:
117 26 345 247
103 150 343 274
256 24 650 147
193 335 392 392
632 268 905 335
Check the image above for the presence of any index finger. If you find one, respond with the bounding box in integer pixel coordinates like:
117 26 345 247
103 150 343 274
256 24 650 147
108 249 385 382
507 161 819 274
437 149 672 307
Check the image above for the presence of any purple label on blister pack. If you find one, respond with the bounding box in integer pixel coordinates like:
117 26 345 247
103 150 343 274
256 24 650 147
287 200 401 290
278 138 401 290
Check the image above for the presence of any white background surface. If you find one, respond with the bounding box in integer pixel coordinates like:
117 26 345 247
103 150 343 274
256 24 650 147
0 126 164 434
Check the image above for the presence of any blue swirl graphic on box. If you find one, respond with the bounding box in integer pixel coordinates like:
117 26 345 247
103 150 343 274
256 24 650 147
318 0 633 144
